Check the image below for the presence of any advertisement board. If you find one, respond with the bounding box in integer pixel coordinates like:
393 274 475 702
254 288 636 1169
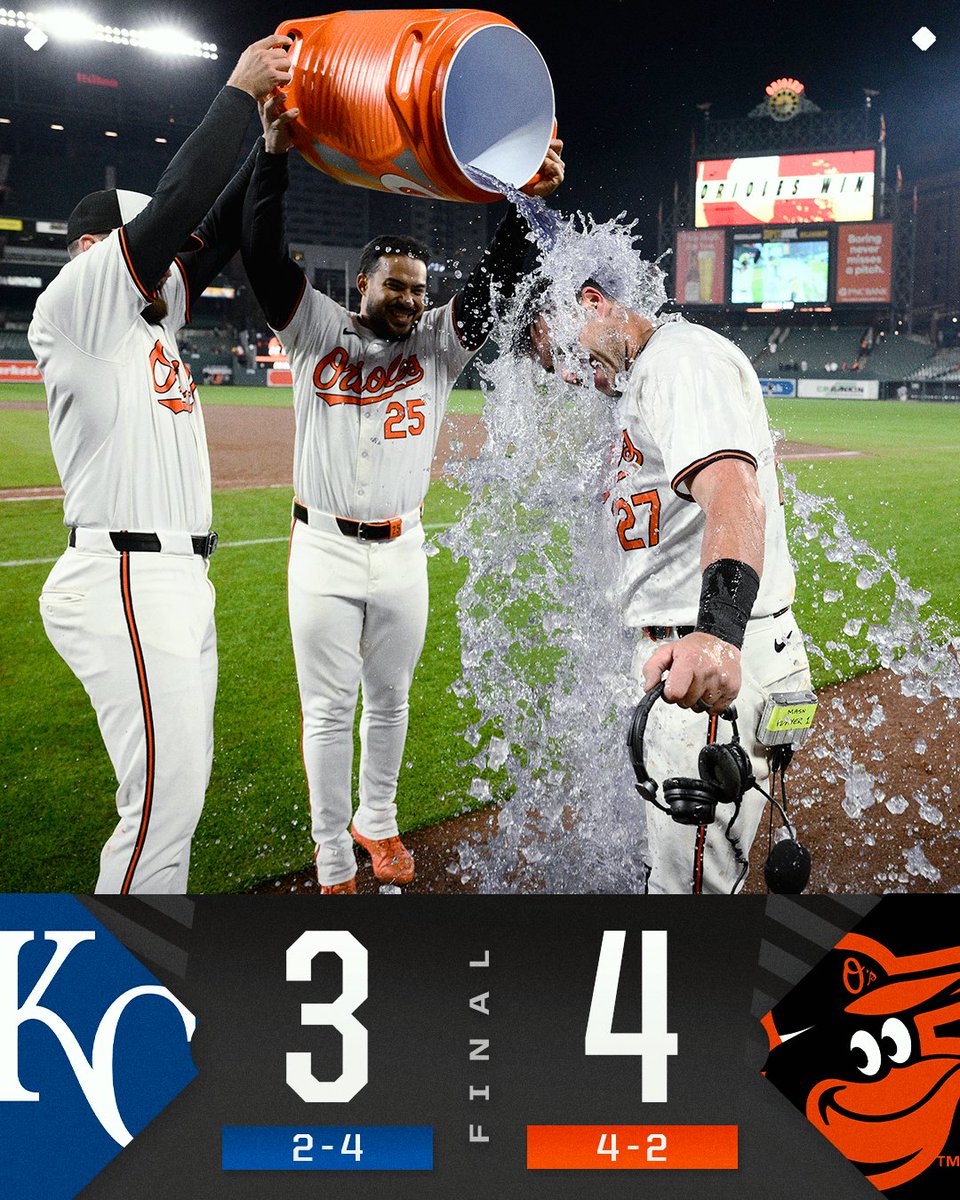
675 229 726 305
797 378 880 399
835 223 893 304
696 150 875 227
0 360 42 383
759 378 797 397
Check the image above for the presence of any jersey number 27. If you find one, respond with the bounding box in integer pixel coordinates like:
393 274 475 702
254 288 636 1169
614 489 661 551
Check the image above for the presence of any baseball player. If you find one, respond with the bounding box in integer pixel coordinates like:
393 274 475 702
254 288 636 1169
529 281 812 893
241 95 564 893
29 36 294 893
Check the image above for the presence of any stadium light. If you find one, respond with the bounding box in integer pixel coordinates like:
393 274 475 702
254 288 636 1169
0 7 218 58
43 7 96 40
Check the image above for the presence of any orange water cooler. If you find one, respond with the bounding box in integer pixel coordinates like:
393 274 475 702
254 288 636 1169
275 9 555 202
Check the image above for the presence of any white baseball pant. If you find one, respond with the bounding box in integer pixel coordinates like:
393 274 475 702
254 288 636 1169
633 609 811 895
287 514 428 887
39 538 217 893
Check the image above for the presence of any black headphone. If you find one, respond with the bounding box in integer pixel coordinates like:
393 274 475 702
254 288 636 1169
627 682 753 825
627 682 811 893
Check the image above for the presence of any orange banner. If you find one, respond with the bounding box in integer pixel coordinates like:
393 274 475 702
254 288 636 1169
835 223 893 304
0 360 42 383
675 229 726 305
527 1124 738 1170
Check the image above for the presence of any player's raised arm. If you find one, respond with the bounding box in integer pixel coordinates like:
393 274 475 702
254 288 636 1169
452 138 565 351
122 35 293 296
176 143 260 303
240 93 309 331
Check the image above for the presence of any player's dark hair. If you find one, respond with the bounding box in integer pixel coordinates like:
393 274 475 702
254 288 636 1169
359 234 432 277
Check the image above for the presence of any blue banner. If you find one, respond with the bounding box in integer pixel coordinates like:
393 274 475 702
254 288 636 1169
222 1125 433 1170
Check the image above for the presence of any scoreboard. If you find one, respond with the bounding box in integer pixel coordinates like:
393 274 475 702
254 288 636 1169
676 223 893 310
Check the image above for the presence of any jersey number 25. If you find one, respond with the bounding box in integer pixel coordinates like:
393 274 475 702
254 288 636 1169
384 397 425 439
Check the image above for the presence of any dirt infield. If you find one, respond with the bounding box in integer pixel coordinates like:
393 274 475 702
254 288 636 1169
252 664 960 896
0 403 855 500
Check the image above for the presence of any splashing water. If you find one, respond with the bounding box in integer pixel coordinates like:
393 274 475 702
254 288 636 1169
783 471 960 702
778 465 959 889
441 195 959 894
441 203 670 893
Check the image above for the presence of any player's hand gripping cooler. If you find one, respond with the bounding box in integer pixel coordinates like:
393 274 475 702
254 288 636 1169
628 681 818 893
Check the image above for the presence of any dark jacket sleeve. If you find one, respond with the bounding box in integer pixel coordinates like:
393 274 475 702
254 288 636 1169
240 142 308 331
451 207 534 351
120 85 257 299
175 141 260 307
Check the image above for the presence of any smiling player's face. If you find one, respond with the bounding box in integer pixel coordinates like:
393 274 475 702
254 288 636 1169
358 254 428 340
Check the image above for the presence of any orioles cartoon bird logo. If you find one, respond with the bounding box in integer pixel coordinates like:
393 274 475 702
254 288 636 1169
149 339 196 414
762 925 960 1195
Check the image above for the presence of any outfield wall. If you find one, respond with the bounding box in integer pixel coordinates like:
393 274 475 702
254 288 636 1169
5 357 960 401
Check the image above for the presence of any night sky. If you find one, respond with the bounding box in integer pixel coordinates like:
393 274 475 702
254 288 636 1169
51 1 960 247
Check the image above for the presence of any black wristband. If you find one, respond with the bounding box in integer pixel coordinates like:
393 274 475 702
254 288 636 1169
695 558 760 649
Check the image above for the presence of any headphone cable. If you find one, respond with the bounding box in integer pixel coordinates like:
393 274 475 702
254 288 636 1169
723 797 750 894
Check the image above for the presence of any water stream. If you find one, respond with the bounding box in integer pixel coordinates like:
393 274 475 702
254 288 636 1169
439 187 959 895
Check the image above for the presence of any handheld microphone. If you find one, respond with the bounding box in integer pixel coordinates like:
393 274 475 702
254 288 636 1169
763 837 812 894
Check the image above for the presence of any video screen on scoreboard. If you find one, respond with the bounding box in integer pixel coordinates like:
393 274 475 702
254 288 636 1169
696 149 875 227
730 230 830 305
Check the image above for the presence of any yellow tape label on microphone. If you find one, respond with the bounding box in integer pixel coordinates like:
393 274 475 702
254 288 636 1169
765 702 818 733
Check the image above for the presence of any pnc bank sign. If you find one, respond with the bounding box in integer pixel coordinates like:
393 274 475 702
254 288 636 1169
0 896 197 1200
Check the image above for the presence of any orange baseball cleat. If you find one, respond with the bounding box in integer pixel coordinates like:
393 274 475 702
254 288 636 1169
350 823 414 885
320 876 357 894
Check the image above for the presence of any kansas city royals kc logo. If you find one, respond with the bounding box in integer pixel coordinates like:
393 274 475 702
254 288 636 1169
0 895 197 1200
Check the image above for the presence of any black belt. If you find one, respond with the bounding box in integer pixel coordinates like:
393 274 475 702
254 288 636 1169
643 605 790 641
68 529 219 557
293 501 402 542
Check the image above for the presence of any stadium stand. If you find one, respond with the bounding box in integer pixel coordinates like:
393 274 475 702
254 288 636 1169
0 330 32 357
867 335 938 380
910 347 960 380
723 326 864 373
716 324 939 383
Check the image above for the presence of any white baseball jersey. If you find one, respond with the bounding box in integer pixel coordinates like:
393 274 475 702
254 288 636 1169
610 319 796 627
277 288 474 520
29 231 211 533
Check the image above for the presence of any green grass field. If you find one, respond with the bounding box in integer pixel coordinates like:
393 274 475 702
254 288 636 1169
2 387 957 891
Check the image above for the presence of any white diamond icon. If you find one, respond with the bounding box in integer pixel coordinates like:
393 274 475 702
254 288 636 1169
912 26 936 51
23 26 49 51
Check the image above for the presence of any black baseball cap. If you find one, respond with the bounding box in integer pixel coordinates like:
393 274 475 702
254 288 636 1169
66 188 152 243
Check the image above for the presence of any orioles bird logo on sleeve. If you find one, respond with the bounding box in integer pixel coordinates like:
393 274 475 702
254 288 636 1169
762 921 960 1195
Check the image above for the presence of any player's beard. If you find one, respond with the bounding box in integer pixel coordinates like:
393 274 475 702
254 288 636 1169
141 294 168 325
362 297 420 341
